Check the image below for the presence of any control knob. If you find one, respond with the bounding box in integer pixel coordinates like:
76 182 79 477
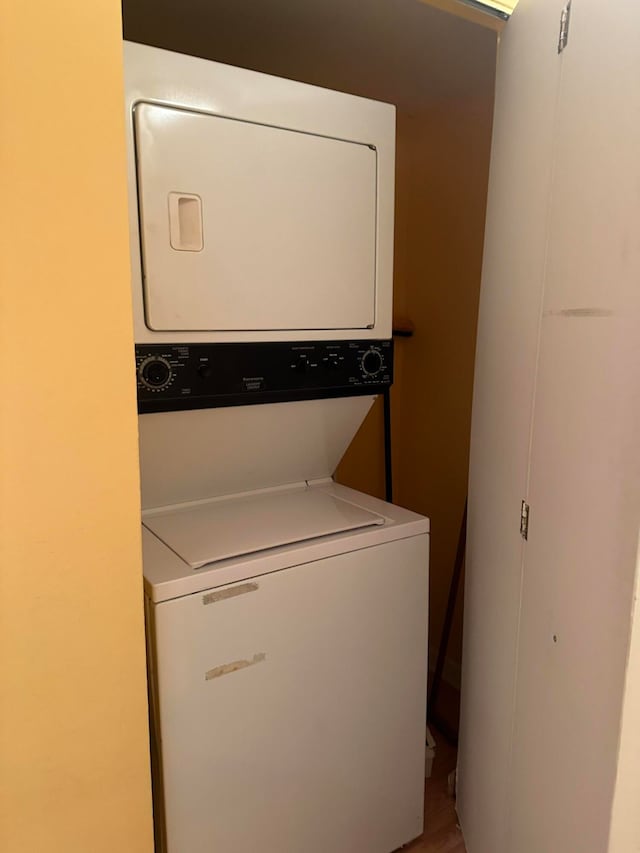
292 354 309 373
139 356 172 390
361 349 384 377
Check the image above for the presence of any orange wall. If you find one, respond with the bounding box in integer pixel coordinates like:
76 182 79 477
396 99 494 667
0 2 153 850
609 549 640 851
339 96 495 669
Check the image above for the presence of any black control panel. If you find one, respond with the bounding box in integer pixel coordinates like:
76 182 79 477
135 340 393 414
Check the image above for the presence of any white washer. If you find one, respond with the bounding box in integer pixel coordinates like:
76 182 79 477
144 481 429 853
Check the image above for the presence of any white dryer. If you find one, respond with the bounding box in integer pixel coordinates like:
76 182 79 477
124 41 430 853
124 40 395 347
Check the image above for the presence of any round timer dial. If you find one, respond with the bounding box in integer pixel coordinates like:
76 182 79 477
361 349 384 377
139 356 172 390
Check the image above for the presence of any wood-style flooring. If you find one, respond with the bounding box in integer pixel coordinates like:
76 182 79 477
402 727 467 853
399 673 466 853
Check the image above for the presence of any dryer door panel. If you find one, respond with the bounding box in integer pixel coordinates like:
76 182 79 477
134 103 377 332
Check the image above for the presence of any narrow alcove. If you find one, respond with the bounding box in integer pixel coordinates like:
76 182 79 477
123 0 497 744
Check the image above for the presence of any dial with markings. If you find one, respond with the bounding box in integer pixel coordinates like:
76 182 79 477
139 356 173 390
361 348 384 377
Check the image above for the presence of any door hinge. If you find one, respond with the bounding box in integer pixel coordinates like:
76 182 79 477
520 501 530 540
558 1 571 53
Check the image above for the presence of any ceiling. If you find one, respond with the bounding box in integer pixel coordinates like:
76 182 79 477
482 0 519 14
122 0 497 112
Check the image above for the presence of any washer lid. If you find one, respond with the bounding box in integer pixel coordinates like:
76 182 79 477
142 488 385 569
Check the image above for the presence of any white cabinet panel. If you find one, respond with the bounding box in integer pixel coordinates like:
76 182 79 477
507 2 640 850
149 535 429 853
135 103 377 332
457 3 565 851
138 396 375 509
462 3 640 851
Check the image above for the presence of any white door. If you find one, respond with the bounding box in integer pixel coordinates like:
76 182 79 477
134 103 377 332
460 2 640 852
506 2 640 850
150 535 429 853
457 2 566 850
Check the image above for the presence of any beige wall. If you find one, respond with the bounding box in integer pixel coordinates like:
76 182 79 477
0 2 153 851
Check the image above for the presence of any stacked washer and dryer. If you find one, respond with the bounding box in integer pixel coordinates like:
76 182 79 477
124 41 430 853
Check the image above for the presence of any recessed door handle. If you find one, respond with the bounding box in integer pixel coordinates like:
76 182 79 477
168 192 203 251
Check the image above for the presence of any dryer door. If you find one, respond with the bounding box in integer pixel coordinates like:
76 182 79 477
134 103 377 333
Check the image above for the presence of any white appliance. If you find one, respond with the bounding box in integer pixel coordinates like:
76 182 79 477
144 482 429 853
124 40 395 345
125 41 429 853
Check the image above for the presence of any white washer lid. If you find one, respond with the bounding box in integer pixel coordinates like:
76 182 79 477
142 488 385 569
